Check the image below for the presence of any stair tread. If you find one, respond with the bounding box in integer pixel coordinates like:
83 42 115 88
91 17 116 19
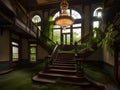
53 63 75 66
33 75 90 86
54 60 75 62
33 75 56 83
48 68 77 72
48 65 75 68
38 72 83 78
32 51 89 85
63 80 91 85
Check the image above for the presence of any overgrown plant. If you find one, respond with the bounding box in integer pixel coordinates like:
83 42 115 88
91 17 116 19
77 27 102 51
77 23 119 53
97 24 119 50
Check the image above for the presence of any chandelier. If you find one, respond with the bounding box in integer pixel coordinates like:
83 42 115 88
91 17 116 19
55 0 74 29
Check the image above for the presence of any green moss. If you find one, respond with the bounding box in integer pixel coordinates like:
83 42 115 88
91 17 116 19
83 64 111 84
0 63 109 90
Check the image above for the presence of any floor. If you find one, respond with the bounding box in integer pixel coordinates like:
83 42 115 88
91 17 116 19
0 64 119 90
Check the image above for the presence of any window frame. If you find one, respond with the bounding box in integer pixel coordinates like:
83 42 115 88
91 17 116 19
29 44 37 62
11 41 19 62
52 9 82 45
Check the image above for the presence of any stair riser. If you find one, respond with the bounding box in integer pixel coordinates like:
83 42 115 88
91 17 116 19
56 57 74 60
48 67 75 70
32 78 55 84
54 60 75 62
53 62 75 65
52 64 75 67
55 59 74 61
45 70 76 75
38 73 85 82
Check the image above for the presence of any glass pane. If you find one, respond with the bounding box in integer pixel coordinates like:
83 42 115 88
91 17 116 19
67 34 70 45
97 12 102 18
93 7 103 17
30 54 36 61
73 28 81 43
62 29 70 33
12 42 18 46
63 34 70 45
38 26 41 30
30 47 36 53
12 46 19 61
32 15 41 23
30 44 37 46
71 9 81 19
63 35 66 45
66 9 70 16
73 23 81 27
93 21 99 28
52 12 60 21
53 25 61 28
53 29 61 44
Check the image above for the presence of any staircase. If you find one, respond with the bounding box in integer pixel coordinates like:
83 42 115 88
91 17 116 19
32 53 96 86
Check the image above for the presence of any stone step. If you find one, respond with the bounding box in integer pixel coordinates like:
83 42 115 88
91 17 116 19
33 74 91 86
38 71 84 80
32 51 89 85
33 75 55 83
54 59 75 62
54 59 75 61
48 65 76 70
56 58 74 60
52 63 76 67
45 68 77 75
53 62 75 65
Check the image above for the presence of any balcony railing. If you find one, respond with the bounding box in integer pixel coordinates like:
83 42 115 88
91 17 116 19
0 0 39 38
14 2 39 38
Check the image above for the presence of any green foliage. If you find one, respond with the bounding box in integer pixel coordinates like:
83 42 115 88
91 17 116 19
79 24 119 51
0 66 105 90
39 34 56 52
97 24 119 50
42 16 54 39
49 16 54 40
39 16 55 51
77 27 102 52
31 61 47 71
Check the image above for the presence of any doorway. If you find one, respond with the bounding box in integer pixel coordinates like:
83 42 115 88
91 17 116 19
62 33 71 45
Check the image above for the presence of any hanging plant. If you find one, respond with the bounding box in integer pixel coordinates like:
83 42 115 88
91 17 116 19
97 24 119 50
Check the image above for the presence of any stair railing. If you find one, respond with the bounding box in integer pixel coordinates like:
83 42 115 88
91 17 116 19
45 44 58 66
74 33 98 74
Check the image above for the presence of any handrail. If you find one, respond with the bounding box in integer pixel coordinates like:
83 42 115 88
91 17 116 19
16 1 39 35
77 33 90 44
0 0 39 38
46 44 58 65
51 44 59 61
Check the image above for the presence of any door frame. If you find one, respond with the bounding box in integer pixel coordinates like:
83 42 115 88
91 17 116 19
62 33 71 45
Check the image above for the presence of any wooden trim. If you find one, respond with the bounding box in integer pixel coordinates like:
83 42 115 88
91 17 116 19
104 62 114 68
9 31 12 63
0 61 10 63
114 43 119 81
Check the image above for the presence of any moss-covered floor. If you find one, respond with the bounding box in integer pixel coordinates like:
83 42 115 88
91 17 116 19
0 63 118 90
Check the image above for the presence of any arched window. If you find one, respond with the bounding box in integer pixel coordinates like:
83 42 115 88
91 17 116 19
32 15 41 23
93 7 103 37
93 7 103 18
32 15 41 37
52 9 82 45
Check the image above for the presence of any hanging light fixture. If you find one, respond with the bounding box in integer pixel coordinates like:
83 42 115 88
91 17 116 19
55 0 74 29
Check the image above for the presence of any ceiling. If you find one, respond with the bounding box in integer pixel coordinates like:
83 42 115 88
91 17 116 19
16 0 102 12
